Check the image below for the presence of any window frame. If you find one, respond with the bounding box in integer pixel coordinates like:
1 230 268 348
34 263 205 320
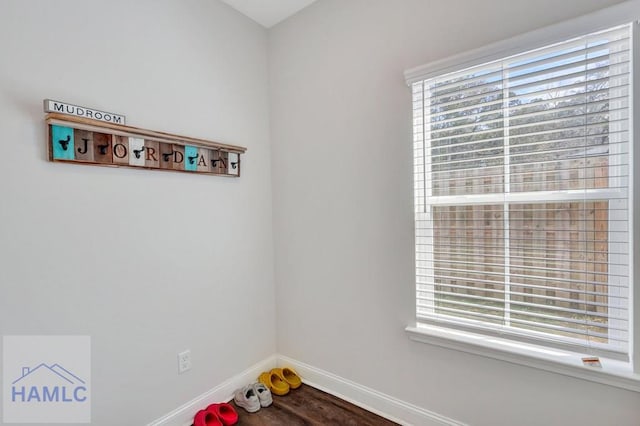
416 27 630 357
404 1 640 391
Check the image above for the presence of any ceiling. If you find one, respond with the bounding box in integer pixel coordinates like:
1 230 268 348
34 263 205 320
221 0 318 28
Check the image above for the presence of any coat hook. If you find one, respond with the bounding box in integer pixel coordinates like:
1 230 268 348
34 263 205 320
58 135 71 151
212 157 226 168
133 146 145 159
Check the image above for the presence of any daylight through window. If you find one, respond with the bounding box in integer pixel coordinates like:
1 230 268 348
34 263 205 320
412 24 632 357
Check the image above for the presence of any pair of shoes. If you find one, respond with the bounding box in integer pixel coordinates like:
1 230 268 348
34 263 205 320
193 402 238 426
258 367 302 396
233 382 272 413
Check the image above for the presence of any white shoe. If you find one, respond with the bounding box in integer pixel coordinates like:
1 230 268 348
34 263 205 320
233 385 261 413
252 382 273 407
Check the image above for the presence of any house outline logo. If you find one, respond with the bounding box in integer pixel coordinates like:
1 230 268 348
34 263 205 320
10 363 88 403
13 363 86 385
3 335 91 423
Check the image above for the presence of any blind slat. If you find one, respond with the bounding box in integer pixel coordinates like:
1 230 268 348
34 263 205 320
416 274 630 295
427 70 629 112
427 130 622 156
428 115 628 145
417 295 629 326
418 282 625 308
417 306 627 342
429 35 630 94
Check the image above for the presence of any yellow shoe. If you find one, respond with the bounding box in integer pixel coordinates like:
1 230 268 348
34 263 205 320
258 371 290 396
271 367 302 389
258 372 270 386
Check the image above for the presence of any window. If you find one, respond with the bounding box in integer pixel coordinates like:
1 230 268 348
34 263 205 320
411 24 633 360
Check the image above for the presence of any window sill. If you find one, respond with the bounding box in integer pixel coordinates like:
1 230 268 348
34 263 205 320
405 323 640 393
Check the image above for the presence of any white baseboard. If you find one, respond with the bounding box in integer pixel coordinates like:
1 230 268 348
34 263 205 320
277 355 466 426
147 355 277 426
148 354 464 426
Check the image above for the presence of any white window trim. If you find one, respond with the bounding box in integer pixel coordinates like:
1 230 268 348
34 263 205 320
405 0 640 391
405 324 640 392
404 1 640 84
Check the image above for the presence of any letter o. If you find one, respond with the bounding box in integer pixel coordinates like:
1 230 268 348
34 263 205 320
113 143 127 158
95 112 103 120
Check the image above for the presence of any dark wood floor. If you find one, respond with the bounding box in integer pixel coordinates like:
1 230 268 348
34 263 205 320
230 384 398 426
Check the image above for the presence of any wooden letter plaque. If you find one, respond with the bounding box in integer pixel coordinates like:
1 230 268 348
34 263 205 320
46 113 245 177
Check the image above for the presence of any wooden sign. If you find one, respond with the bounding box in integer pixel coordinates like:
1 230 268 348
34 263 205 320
46 113 245 177
44 99 126 125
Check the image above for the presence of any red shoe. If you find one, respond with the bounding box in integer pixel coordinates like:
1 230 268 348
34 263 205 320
193 409 222 426
206 403 238 426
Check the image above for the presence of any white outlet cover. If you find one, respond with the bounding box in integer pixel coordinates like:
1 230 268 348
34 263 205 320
178 350 191 374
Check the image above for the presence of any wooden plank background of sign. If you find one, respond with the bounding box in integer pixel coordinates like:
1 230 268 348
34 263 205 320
46 113 245 177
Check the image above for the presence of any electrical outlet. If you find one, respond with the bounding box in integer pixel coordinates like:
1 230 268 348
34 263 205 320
178 350 191 374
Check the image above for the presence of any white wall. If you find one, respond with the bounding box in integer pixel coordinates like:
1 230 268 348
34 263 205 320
269 1 640 425
0 1 275 425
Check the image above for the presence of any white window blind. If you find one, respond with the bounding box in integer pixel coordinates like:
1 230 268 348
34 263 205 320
412 24 632 357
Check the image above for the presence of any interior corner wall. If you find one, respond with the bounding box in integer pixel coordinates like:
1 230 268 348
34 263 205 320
268 0 640 425
0 1 275 424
